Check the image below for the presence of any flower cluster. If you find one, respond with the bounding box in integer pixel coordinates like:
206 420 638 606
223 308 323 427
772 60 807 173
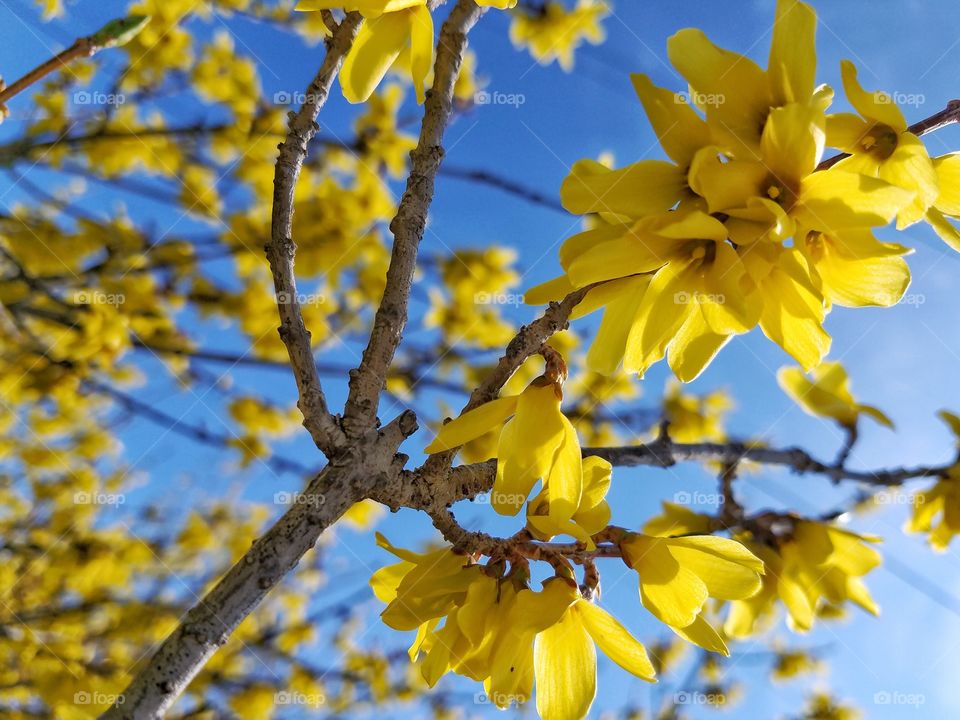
528 0 955 382
296 0 515 103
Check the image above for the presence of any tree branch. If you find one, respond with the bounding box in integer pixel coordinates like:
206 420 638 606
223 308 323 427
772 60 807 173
343 0 486 436
264 12 363 457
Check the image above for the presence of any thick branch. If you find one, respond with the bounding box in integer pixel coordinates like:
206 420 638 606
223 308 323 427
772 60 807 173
343 0 485 436
101 465 371 719
265 13 362 456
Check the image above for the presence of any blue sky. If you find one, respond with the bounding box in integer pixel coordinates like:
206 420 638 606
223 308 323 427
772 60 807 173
3 0 960 717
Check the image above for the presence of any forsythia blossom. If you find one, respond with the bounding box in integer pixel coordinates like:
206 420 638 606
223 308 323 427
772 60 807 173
296 0 515 103
527 0 955 383
778 361 893 429
425 359 582 522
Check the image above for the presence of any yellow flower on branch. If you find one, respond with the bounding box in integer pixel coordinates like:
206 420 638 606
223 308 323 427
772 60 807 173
827 60 938 229
725 521 881 636
425 357 583 522
923 152 960 252
534 579 656 720
906 411 960 550
525 456 612 549
778 361 893 429
296 0 435 103
619 533 764 655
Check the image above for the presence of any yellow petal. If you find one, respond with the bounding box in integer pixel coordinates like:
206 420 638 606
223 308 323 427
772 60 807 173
667 308 731 383
576 601 656 680
840 59 907 132
425 396 519 453
796 169 913 232
671 613 729 655
560 158 685 217
768 0 817 106
534 608 597 720
525 275 575 305
545 416 583 523
878 132 938 229
933 153 960 215
623 261 696 376
762 102 825 183
585 276 649 375
341 11 411 103
407 4 434 104
825 112 872 153
631 73 710 165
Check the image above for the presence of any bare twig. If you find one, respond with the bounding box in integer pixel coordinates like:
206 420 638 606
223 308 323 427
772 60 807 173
264 12 363 457
343 0 486 437
0 15 150 111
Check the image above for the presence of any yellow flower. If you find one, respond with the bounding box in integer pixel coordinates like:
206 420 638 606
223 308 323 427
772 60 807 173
425 372 583 521
372 533 478 631
509 0 608 72
827 60 938 229
551 210 760 381
778 361 893 429
620 533 764 655
667 0 828 158
534 580 656 720
923 152 960 252
906 411 960 550
689 103 911 246
725 522 881 636
642 501 714 537
796 227 911 309
296 0 435 103
658 380 731 444
526 456 612 548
